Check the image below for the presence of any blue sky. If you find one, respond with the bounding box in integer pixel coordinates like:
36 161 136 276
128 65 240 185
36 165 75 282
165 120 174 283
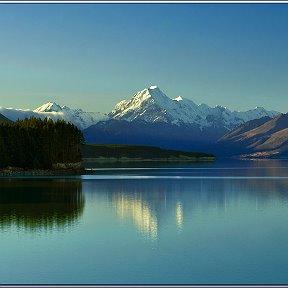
0 3 288 113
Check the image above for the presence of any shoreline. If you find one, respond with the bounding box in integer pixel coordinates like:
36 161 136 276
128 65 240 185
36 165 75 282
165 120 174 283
0 167 87 177
0 156 215 177
82 156 215 163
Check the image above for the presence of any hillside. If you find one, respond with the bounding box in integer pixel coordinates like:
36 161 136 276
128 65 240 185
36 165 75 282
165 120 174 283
83 119 223 152
217 113 288 158
82 144 215 162
0 113 11 122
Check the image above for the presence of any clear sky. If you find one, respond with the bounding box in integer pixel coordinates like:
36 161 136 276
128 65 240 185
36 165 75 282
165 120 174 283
0 3 288 113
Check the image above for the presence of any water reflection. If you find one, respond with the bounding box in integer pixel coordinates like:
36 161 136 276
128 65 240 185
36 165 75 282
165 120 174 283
0 179 84 232
113 193 158 240
84 163 288 241
176 201 183 231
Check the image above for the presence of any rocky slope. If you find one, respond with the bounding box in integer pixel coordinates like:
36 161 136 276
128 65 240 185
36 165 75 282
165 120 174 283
218 114 288 158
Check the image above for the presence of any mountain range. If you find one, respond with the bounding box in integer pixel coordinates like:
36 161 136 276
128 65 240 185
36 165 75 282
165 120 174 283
1 86 286 158
110 86 278 130
0 102 107 130
83 86 280 153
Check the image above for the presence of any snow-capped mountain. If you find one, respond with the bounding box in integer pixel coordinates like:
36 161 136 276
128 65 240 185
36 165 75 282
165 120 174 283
0 86 282 155
0 102 107 130
34 102 63 113
82 85 281 153
110 86 279 130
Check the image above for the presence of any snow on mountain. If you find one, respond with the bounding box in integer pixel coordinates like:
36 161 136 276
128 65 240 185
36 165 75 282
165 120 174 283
110 86 279 130
0 86 280 135
0 102 107 130
34 102 63 113
0 107 35 122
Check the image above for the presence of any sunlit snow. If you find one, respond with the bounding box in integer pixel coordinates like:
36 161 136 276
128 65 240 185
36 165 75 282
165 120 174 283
0 102 108 130
110 86 279 130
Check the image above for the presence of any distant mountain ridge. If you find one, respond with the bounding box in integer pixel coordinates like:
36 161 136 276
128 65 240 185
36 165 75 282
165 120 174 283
218 113 288 158
1 86 284 157
84 86 280 151
110 86 278 130
1 86 279 132
0 102 108 130
0 113 11 122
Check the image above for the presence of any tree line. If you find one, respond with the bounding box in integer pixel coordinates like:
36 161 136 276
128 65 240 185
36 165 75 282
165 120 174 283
0 117 84 169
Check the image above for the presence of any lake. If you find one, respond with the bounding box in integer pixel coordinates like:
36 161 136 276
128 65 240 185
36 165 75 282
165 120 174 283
1 160 288 284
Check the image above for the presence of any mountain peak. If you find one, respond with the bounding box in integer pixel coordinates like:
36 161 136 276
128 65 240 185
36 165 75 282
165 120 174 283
142 86 172 104
139 85 163 96
110 86 280 130
148 85 158 90
255 106 265 111
109 86 172 121
127 85 170 106
173 96 183 102
34 102 63 113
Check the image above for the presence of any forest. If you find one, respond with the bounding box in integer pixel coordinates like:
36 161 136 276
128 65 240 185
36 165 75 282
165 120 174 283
0 118 84 169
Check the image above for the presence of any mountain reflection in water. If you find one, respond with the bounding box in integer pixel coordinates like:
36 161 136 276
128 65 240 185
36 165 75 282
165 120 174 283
83 161 288 241
0 180 84 232
112 192 158 240
1 161 288 283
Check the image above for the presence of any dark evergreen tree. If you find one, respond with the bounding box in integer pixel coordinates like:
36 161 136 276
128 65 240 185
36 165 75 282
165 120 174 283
0 117 84 169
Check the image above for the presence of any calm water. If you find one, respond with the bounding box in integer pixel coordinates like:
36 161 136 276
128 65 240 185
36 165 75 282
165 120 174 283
1 160 288 284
